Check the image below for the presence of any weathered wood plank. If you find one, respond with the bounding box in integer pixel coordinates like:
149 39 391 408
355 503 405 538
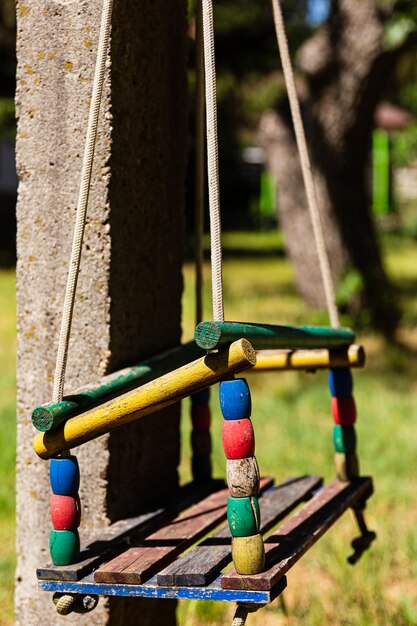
221 477 373 591
94 477 273 585
34 339 257 460
38 572 288 605
195 321 355 351
37 480 225 582
157 475 322 587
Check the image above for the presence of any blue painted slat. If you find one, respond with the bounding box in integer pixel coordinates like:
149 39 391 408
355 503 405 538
38 573 287 604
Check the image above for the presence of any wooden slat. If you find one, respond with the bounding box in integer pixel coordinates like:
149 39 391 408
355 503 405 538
157 475 323 587
94 477 273 584
221 477 373 591
37 480 224 582
38 572 288 605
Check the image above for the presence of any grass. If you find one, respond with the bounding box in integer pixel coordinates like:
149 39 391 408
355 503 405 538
0 269 16 626
1 232 417 624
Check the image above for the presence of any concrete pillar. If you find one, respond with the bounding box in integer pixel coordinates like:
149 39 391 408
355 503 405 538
15 1 187 624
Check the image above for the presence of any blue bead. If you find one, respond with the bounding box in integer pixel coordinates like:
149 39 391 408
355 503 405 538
328 368 353 398
50 456 80 495
191 388 210 406
219 379 251 420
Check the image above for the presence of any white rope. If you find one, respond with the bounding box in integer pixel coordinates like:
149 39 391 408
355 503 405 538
195 0 205 326
270 0 340 328
201 0 224 323
52 0 114 404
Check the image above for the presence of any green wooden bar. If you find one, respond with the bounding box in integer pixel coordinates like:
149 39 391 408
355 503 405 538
195 321 355 352
32 342 205 432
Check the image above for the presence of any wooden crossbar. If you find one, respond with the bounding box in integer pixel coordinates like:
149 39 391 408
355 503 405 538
33 339 256 459
195 321 355 351
253 345 365 372
32 342 204 432
221 477 373 591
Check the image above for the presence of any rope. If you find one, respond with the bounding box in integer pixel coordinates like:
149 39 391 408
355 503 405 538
201 0 224 323
270 0 340 328
53 594 76 615
52 0 114 404
195 0 205 326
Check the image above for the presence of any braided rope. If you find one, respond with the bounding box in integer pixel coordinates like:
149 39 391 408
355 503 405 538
201 0 224 323
271 0 340 328
54 594 76 615
52 0 114 403
195 0 205 325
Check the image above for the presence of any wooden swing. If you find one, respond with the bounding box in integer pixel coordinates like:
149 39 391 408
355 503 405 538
34 0 375 621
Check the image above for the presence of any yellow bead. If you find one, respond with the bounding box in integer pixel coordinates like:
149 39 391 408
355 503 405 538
335 452 359 481
231 533 265 575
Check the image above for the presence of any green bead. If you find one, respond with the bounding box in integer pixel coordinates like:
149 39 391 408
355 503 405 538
227 496 260 537
49 529 80 566
333 425 356 454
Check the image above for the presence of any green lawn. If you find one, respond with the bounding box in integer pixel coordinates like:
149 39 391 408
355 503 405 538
0 269 16 626
1 233 417 624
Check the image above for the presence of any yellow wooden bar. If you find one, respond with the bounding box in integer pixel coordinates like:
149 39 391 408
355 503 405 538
34 339 256 460
252 345 365 372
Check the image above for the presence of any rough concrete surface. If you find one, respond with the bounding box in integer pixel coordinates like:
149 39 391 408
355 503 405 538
15 0 187 624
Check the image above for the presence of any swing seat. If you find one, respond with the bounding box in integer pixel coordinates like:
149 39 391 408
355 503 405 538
37 474 373 607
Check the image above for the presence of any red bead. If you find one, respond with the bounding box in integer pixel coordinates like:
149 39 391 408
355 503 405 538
191 404 211 431
50 494 81 530
331 396 356 425
222 419 255 460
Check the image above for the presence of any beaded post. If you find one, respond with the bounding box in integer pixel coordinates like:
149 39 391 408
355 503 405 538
191 388 212 482
49 455 81 565
220 378 265 575
328 368 359 481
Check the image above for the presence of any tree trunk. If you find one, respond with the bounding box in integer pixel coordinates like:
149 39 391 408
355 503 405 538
259 0 403 336
15 1 187 624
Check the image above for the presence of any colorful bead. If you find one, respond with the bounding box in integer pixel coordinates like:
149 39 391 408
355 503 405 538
191 456 212 482
191 388 210 406
227 496 261 537
333 425 356 454
191 430 212 456
226 457 260 498
222 419 255 460
219 379 251 420
331 396 356 425
231 533 265 575
49 529 80 566
50 494 81 530
50 456 80 495
335 452 360 481
328 368 353 398
191 404 211 431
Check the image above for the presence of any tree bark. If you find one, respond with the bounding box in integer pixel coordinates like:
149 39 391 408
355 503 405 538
259 0 403 336
15 1 187 624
